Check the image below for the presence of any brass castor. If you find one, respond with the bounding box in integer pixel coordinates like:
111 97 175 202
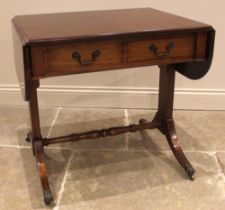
43 190 54 205
185 163 195 181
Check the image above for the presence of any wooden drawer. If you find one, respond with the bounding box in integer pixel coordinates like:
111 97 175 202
31 40 122 77
127 35 195 62
31 33 207 78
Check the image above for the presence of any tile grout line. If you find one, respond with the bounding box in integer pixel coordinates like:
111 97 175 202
53 151 74 210
47 107 62 138
0 106 62 151
212 153 225 198
123 109 129 150
213 152 225 181
0 144 31 149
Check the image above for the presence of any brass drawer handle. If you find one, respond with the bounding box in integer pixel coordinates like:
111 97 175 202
149 42 174 58
71 49 100 65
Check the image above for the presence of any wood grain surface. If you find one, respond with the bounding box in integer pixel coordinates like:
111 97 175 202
12 8 212 45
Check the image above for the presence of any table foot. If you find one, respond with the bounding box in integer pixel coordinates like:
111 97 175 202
43 189 54 205
184 162 195 180
140 114 195 180
162 118 195 180
33 140 54 205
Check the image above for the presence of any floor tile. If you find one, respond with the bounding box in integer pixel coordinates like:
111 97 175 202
59 175 225 210
0 105 58 146
1 106 225 210
127 109 225 151
49 108 126 150
0 147 71 210
174 110 225 151
58 150 222 210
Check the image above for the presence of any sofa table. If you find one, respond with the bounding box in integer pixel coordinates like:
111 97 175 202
12 8 215 205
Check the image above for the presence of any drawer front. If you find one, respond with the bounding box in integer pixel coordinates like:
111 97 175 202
31 40 122 77
31 34 204 78
127 35 195 62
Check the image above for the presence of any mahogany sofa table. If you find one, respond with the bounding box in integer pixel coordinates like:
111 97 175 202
12 8 215 205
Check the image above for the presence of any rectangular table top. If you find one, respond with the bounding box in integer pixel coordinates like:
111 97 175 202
12 8 212 46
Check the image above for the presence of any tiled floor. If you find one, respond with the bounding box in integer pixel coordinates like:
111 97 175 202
0 105 225 210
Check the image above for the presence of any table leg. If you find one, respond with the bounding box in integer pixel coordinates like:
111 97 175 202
28 80 54 205
157 64 195 180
